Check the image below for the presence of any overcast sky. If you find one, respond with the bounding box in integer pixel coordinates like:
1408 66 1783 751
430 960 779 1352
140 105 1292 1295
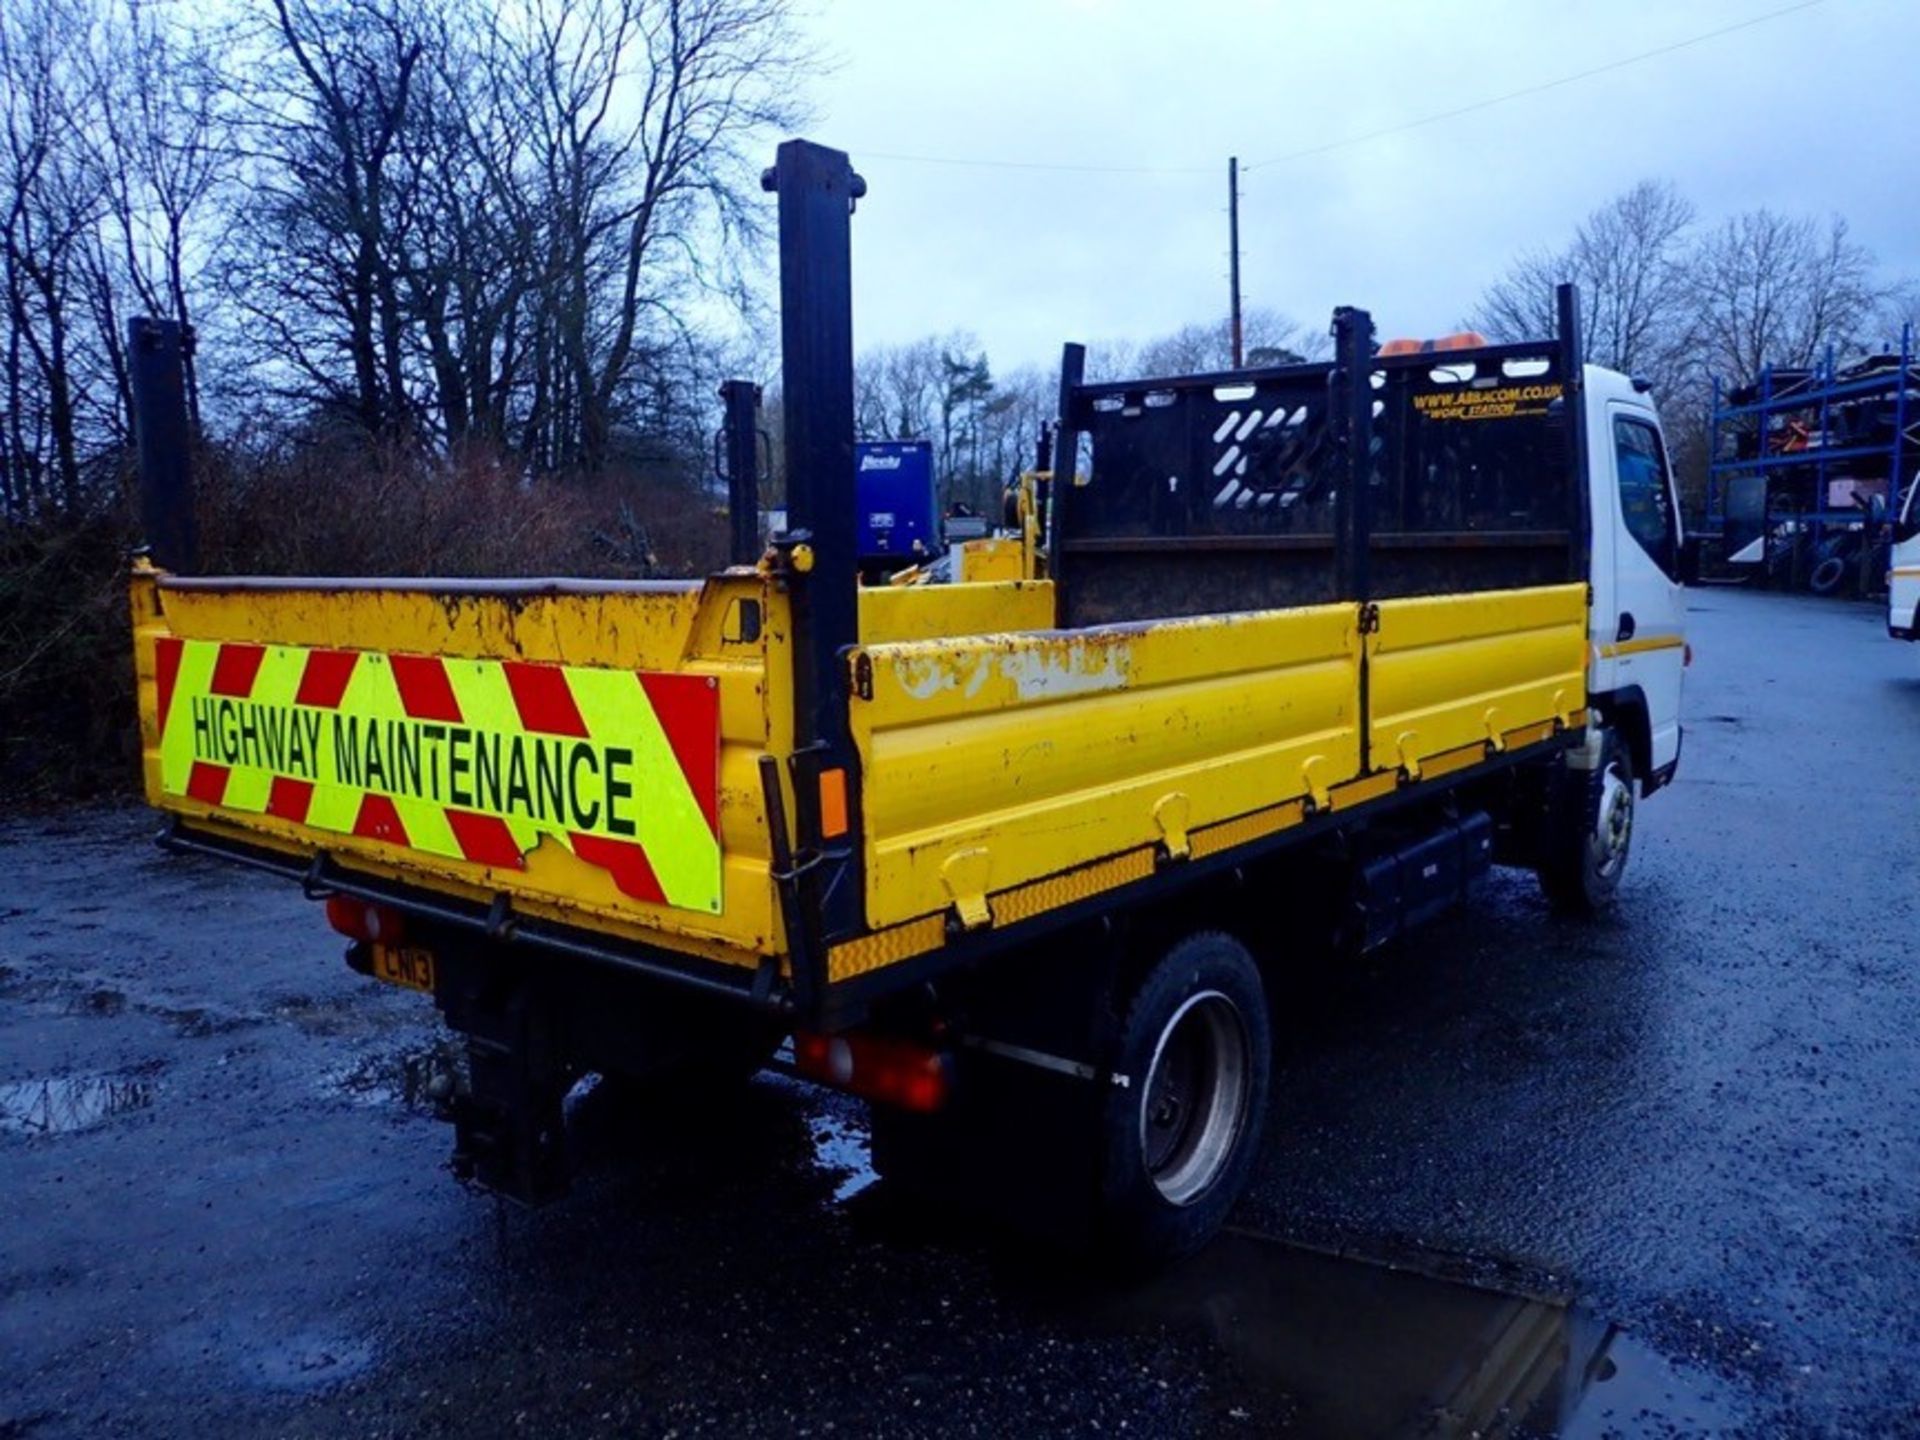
792 0 1919 373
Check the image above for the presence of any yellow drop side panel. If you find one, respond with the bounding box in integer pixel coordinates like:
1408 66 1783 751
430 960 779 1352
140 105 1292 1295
849 605 1363 930
953 539 1027 583
1367 583 1588 775
130 568 789 968
857 579 1054 644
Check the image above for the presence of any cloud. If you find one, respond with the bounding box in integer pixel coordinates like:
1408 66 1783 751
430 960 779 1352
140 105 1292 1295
802 0 1917 369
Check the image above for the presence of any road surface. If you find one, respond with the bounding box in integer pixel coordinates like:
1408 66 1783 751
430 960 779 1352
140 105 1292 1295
3 587 1916 1436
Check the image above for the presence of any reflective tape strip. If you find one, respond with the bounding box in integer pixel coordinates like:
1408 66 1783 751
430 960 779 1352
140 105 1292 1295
1598 635 1685 660
158 639 723 914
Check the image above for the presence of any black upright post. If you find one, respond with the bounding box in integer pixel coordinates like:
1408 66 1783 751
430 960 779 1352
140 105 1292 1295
1329 305 1374 603
130 316 196 573
1228 157 1244 369
1555 283 1591 583
718 379 762 566
1048 342 1086 593
762 139 866 946
765 141 861 753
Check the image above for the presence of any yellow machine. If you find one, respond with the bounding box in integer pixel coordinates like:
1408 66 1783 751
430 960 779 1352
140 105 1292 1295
131 140 1680 1262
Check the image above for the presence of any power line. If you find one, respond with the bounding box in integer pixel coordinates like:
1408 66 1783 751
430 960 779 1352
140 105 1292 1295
1244 0 1825 170
851 149 1209 177
851 0 1825 178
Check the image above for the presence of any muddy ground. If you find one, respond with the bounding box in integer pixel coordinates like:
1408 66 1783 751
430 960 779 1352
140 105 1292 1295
3 586 1917 1437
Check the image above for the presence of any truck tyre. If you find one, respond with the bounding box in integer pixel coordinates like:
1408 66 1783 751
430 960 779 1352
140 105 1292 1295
1809 555 1847 595
1097 931 1271 1266
1538 729 1635 915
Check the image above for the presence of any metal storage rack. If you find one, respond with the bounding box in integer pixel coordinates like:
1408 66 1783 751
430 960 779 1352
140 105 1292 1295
1706 325 1915 581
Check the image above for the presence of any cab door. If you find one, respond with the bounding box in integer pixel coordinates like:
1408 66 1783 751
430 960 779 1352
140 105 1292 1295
1595 402 1686 775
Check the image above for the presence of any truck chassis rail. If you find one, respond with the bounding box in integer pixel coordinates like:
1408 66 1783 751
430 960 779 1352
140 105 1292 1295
157 816 792 1015
163 721 1577 1032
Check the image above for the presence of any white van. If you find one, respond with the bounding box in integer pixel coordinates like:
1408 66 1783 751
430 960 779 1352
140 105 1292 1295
1891 477 1920 642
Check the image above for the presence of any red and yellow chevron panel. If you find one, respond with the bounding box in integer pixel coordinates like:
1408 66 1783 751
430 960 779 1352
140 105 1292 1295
154 638 722 914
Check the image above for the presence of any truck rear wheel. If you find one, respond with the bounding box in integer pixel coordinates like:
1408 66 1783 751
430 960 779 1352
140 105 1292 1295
1538 728 1635 915
868 930 1271 1267
1097 931 1271 1265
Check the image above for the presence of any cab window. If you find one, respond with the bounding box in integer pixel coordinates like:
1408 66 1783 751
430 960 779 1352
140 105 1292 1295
1613 416 1677 577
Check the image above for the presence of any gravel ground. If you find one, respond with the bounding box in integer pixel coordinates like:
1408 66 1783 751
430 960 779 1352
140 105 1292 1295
2 586 1916 1436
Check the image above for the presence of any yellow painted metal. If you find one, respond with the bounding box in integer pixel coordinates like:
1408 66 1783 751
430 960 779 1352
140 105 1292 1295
1366 584 1587 777
131 564 790 968
1189 798 1308 861
990 847 1157 927
953 538 1027 583
157 638 725 913
1598 634 1684 660
825 709 1579 982
135 549 1595 990
827 914 947 981
857 580 1054 644
827 847 1157 984
1015 471 1049 581
847 603 1363 929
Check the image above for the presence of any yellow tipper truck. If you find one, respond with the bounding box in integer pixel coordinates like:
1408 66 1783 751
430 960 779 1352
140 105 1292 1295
131 141 1688 1261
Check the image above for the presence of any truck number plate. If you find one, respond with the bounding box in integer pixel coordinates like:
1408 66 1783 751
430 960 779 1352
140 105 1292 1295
372 944 436 995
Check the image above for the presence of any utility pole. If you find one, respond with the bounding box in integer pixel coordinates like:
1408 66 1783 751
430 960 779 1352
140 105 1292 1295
1228 156 1244 369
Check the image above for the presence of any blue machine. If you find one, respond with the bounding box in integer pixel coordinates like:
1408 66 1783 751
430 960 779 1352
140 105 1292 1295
855 439 938 569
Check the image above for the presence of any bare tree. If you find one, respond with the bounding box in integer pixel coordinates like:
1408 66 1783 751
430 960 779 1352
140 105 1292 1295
1689 210 1886 381
854 337 945 441
1 0 103 513
229 0 428 433
1471 180 1696 396
973 363 1050 491
80 0 233 438
1136 307 1319 375
388 4 537 450
936 344 990 492
505 0 806 472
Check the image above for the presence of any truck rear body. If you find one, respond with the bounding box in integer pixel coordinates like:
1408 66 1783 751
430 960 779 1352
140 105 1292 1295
134 557 1583 985
130 140 1685 1240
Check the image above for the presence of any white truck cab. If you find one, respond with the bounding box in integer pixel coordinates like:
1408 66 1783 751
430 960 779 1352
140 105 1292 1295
1584 365 1688 794
1890 476 1920 642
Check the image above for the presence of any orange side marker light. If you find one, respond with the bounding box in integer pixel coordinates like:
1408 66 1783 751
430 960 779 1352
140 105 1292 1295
818 766 849 839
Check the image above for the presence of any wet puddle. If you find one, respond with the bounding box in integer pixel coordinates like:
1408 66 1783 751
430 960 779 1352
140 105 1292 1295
0 1070 158 1136
762 1065 877 1203
324 1041 460 1113
312 1054 1741 1434
1076 1229 1746 1437
803 1106 875 1203
777 1077 1739 1434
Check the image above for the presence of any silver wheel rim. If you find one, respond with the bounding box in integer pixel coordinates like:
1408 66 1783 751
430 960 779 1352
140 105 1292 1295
1591 762 1634 881
1140 990 1251 1206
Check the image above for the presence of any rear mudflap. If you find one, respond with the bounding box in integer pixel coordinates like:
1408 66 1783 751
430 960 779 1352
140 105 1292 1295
439 963 573 1206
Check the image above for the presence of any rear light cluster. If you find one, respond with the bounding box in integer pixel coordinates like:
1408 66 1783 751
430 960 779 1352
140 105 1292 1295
793 1030 951 1113
324 894 408 945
